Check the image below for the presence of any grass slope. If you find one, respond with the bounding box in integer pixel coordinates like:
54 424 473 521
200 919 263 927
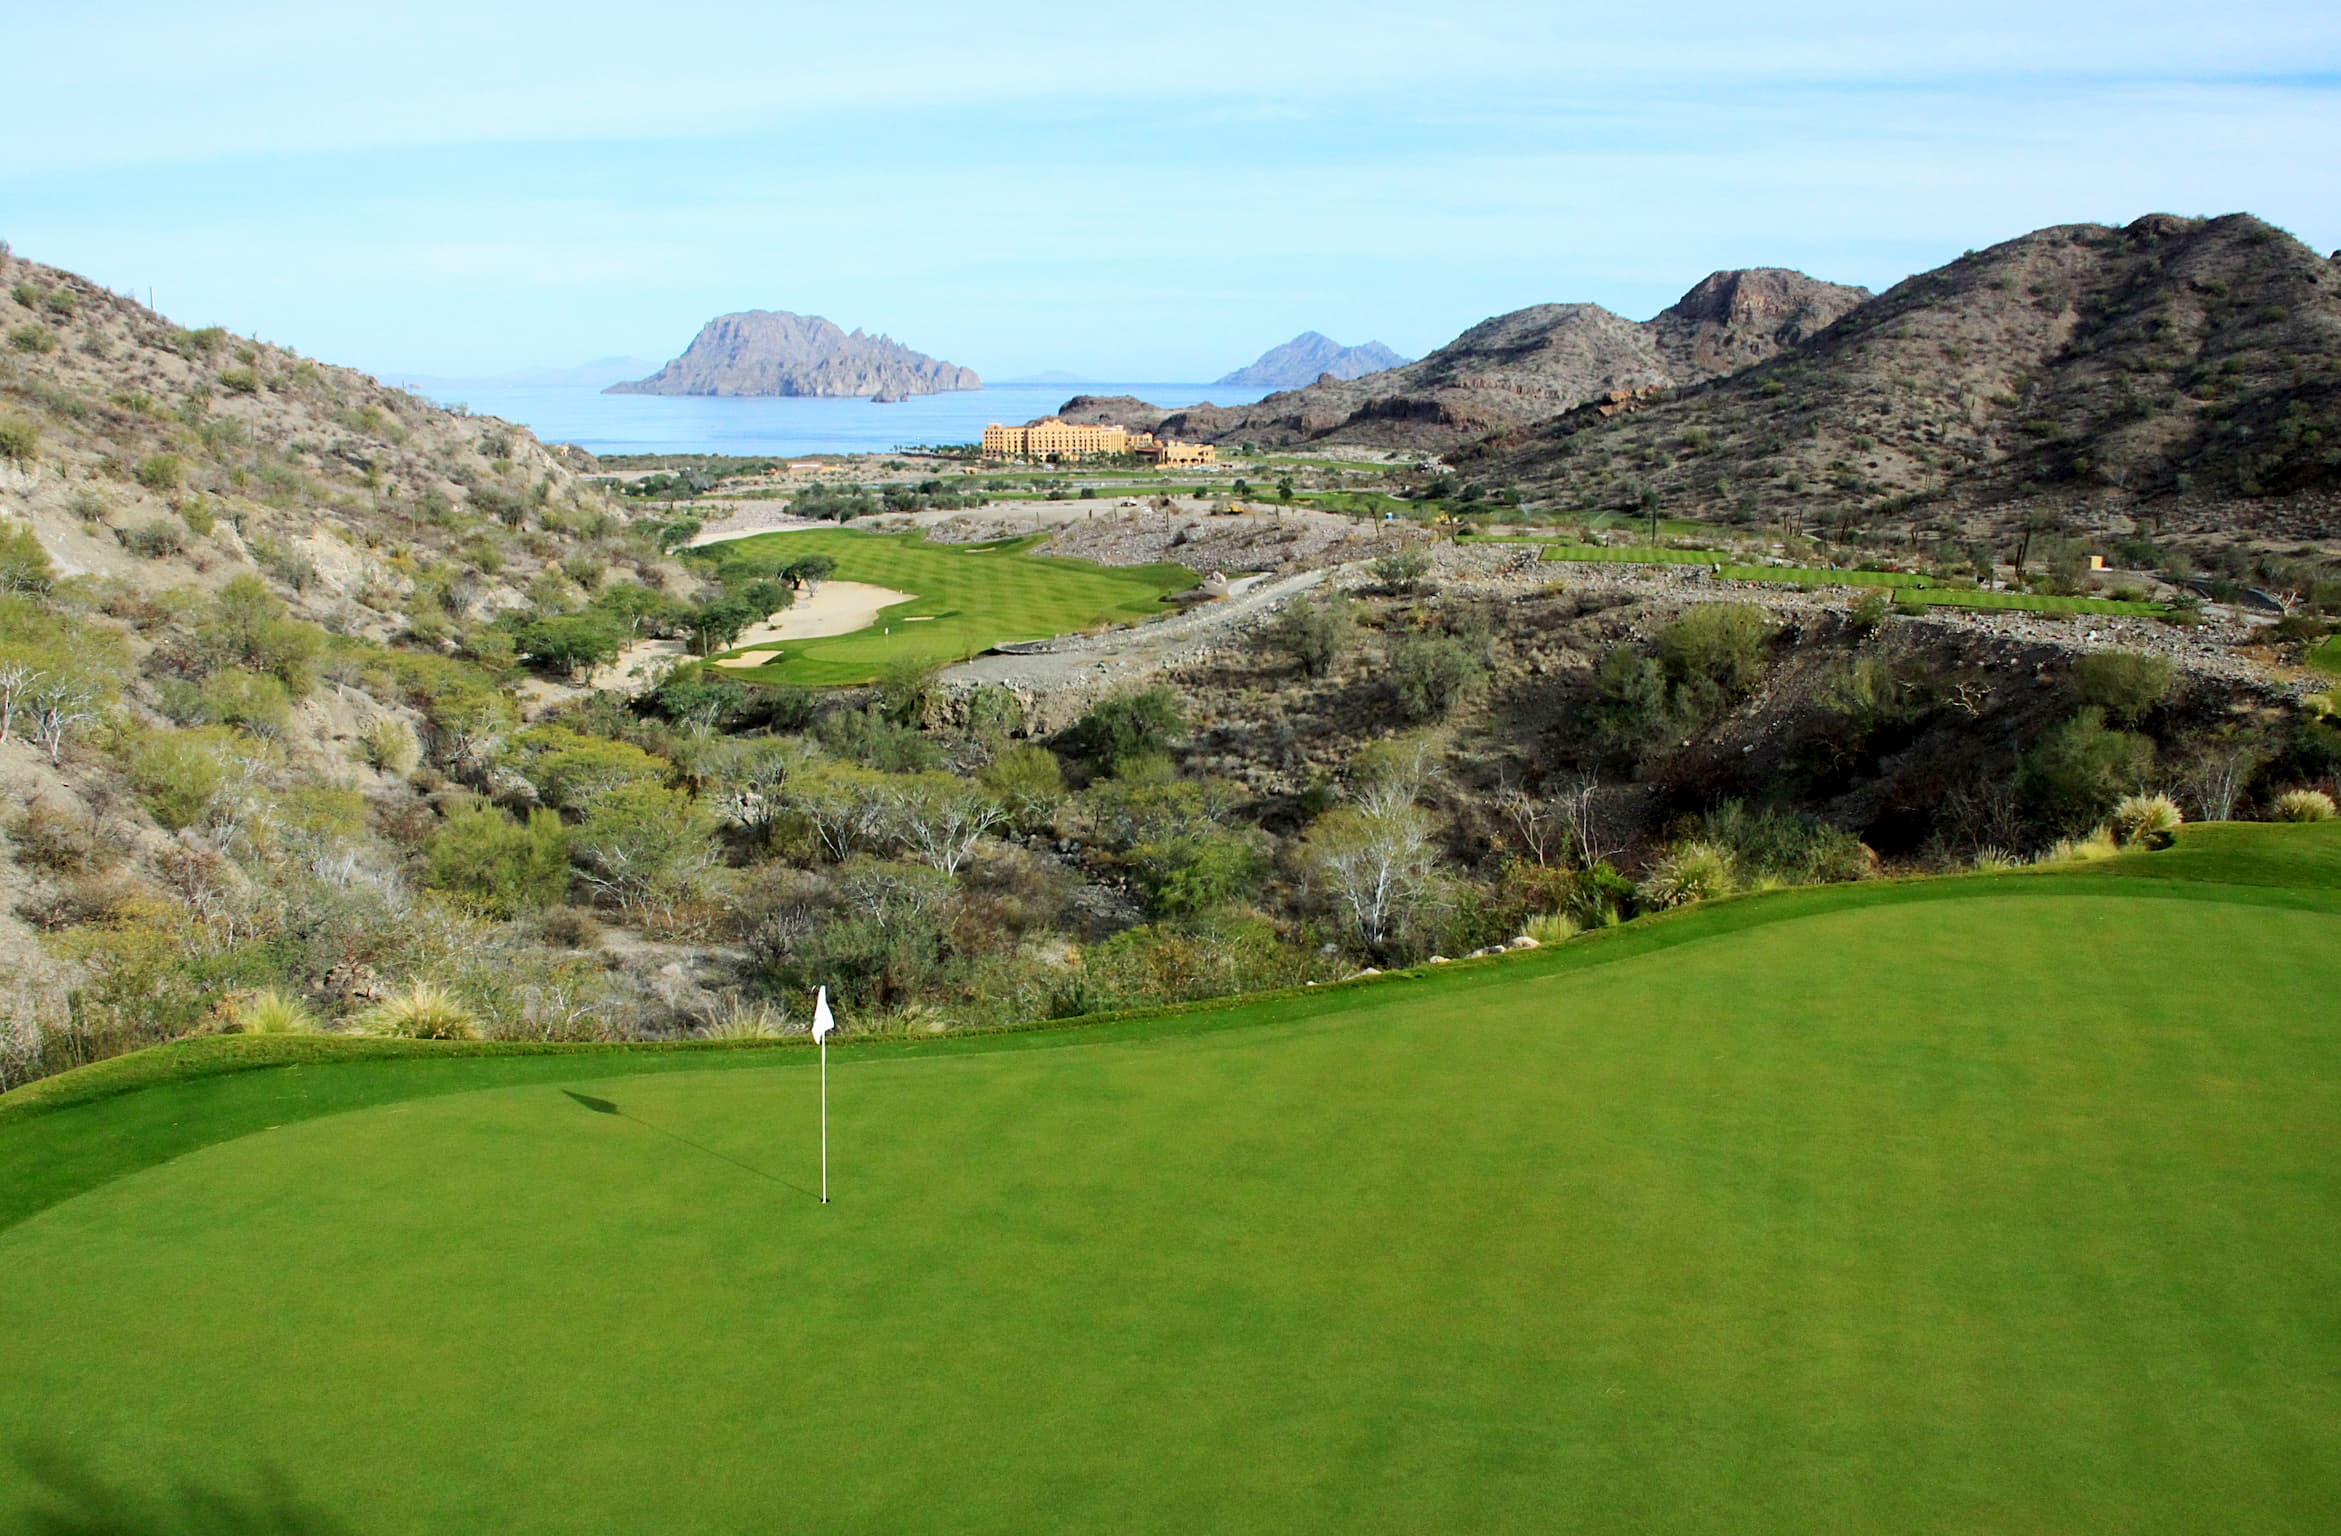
4 827 2339 1533
704 529 1194 685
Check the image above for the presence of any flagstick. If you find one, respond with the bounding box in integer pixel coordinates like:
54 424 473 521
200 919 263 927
819 1033 829 1205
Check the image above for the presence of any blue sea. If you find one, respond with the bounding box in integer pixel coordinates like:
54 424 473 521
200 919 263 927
395 381 1271 459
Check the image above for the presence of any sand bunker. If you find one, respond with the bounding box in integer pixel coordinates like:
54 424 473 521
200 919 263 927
738 580 914 647
701 580 919 669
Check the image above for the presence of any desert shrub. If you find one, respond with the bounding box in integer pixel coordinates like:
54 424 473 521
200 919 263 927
117 519 186 558
2271 787 2337 822
1695 801 1871 884
194 576 323 694
961 684 1024 749
507 725 668 810
0 416 37 462
1657 604 1773 718
157 669 293 737
572 782 718 912
1264 593 1354 678
0 522 54 595
134 453 184 491
7 801 109 875
218 366 262 395
356 717 415 774
425 802 574 917
2107 792 2184 848
877 655 943 725
1070 688 1185 772
815 705 942 772
983 744 1065 829
1385 632 1486 723
2071 651 2172 725
517 611 625 681
1371 548 1431 594
2018 708 2155 836
119 727 235 831
1124 828 1269 918
225 989 319 1035
8 323 55 355
1591 647 1671 759
1636 841 1736 909
360 982 482 1039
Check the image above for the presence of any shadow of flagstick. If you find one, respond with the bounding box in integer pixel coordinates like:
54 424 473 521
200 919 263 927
561 1091 820 1202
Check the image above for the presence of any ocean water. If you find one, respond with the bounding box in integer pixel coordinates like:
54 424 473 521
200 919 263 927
396 381 1271 459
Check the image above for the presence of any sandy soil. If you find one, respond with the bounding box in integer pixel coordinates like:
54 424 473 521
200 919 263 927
741 580 913 644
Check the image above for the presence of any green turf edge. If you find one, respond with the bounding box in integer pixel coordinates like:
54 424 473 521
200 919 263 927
6 824 2335 1237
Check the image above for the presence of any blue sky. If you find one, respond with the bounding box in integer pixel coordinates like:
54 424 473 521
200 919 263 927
8 1 2340 381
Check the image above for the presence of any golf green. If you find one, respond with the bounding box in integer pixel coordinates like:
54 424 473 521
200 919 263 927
701 528 1195 685
4 828 2339 1533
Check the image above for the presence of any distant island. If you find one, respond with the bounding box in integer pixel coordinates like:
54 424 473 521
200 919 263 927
1216 332 1410 388
608 311 980 398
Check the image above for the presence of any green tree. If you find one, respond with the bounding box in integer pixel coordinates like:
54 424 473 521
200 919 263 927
424 803 573 917
2071 650 2172 726
2018 708 2156 835
1386 633 1486 723
519 612 625 682
571 782 718 912
1072 688 1186 772
1264 593 1353 678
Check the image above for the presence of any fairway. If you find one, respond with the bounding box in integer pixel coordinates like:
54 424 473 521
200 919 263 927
700 528 1195 685
4 828 2341 1532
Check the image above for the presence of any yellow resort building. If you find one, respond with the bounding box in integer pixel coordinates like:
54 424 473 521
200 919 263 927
981 417 1216 466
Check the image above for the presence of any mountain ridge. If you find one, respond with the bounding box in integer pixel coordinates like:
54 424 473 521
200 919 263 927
1215 333 1411 389
609 311 979 399
1150 269 1871 451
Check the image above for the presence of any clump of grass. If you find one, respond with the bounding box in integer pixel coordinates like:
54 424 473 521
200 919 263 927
359 983 481 1040
2038 827 2119 864
1636 840 1735 909
226 989 320 1035
1523 912 1579 947
2270 788 2336 823
699 999 791 1041
1969 847 2022 871
0 416 38 463
2107 792 2183 849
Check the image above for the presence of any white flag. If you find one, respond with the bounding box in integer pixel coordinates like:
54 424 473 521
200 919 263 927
811 986 835 1043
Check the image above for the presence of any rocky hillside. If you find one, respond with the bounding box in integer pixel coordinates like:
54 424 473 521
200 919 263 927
609 312 980 398
1152 269 1868 452
1469 215 2341 535
0 244 688 1060
1215 332 1411 389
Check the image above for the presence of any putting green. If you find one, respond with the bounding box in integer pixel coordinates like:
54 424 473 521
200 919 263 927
4 828 2340 1532
700 528 1195 686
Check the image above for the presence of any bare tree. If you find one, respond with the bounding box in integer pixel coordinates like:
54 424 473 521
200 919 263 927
1302 804 1448 954
2185 744 2262 823
888 779 1004 877
27 678 97 766
1490 782 1563 867
1553 773 1617 869
0 660 34 743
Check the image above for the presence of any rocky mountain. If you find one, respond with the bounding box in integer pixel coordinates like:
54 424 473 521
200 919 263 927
1152 269 1869 452
1467 214 2341 533
609 312 979 398
1215 332 1411 389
